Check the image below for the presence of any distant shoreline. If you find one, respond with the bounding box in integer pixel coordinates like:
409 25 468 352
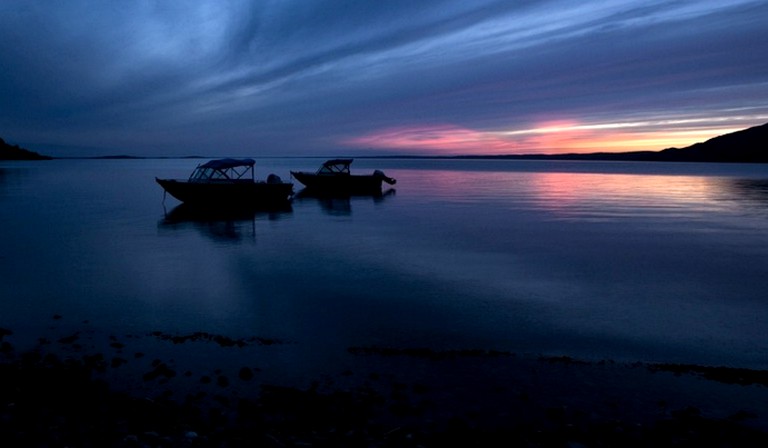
38 152 768 164
3 121 766 163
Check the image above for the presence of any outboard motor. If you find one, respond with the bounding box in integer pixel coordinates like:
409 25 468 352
266 173 282 184
374 169 397 185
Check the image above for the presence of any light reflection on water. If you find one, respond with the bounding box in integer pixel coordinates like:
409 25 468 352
2 158 768 378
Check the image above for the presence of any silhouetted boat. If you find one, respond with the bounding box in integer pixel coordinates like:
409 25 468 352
290 159 396 193
156 158 293 205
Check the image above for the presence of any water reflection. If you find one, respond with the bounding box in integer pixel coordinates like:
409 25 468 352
293 188 396 216
5 158 768 373
523 171 727 222
158 202 293 242
714 178 768 221
0 167 27 198
724 178 768 203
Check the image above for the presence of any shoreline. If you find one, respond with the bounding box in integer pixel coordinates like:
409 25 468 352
3 324 768 446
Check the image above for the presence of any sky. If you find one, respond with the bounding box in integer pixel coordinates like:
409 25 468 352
1 0 767 157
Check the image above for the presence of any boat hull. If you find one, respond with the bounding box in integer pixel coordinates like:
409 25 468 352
156 178 293 206
290 172 390 193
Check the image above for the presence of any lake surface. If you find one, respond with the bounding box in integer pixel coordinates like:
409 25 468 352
2 158 768 384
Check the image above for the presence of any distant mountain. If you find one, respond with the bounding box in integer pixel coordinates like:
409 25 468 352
0 138 52 160
454 122 768 163
655 122 768 163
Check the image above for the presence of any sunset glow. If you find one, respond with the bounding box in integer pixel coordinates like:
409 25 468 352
344 125 523 154
343 115 767 156
1 1 766 157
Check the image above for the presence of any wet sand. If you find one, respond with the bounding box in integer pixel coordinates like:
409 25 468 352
2 322 768 447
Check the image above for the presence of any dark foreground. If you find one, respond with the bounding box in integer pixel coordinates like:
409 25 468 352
2 325 768 447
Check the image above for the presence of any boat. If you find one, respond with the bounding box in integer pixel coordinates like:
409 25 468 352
155 158 293 206
290 159 396 193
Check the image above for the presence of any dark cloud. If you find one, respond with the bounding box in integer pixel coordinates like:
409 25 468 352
0 1 766 156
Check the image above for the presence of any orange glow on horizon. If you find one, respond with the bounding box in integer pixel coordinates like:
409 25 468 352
342 118 765 155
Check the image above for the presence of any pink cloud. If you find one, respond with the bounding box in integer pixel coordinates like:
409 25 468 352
343 125 526 155
341 119 751 156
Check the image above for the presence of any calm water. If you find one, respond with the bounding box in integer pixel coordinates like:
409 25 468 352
2 158 768 382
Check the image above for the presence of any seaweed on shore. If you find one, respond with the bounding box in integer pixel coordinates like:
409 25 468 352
3 327 768 447
150 331 286 348
649 363 768 386
347 346 513 360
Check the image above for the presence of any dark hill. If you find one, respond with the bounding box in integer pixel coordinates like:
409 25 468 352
0 138 52 160
657 122 768 163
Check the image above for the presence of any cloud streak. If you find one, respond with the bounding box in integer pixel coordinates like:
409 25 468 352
0 0 766 156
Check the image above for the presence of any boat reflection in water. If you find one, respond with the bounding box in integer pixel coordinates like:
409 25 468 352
292 187 395 216
158 202 292 242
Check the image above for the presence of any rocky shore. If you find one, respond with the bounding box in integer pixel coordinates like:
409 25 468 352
2 321 768 447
